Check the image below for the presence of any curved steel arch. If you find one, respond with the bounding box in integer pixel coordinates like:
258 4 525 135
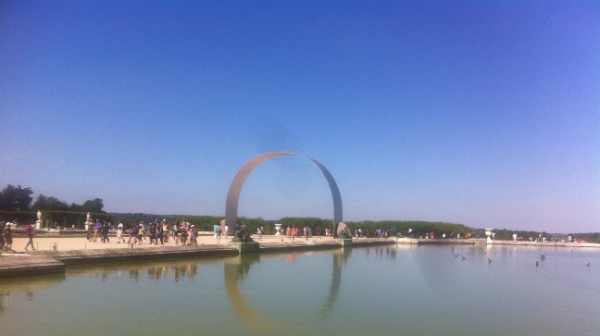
225 152 343 238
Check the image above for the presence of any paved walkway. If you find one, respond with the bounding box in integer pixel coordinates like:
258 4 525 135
8 234 342 252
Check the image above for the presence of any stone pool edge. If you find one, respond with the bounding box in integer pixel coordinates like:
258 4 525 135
1 238 397 278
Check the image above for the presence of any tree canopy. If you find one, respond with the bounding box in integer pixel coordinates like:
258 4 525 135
1 185 105 213
0 185 34 211
32 194 69 211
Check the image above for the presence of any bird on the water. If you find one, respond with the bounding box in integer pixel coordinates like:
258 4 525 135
488 258 492 263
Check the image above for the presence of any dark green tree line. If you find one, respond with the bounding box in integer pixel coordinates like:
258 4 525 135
0 185 33 211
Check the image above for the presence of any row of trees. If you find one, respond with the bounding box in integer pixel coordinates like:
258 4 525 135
104 215 474 237
0 185 33 211
279 217 474 238
0 185 105 213
488 228 600 243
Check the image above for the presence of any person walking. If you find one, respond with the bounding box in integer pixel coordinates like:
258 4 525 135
24 223 36 251
139 221 145 243
101 220 110 243
156 221 164 245
175 222 181 245
162 221 169 243
171 222 177 243
117 220 126 243
148 222 156 244
0 221 5 248
4 223 13 249
94 219 102 242
128 222 137 245
188 225 197 245
135 223 143 245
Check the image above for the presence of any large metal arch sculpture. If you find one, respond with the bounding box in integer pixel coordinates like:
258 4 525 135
225 152 343 238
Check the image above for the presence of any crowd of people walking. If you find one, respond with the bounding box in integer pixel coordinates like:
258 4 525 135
286 225 317 240
87 218 198 247
0 220 32 250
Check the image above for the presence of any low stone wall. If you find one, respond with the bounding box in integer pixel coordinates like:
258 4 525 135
43 245 239 265
488 240 600 248
395 238 475 245
0 238 398 278
0 253 66 278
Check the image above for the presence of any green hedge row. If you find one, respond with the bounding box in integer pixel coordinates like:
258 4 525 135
0 210 112 229
179 216 266 233
276 217 473 238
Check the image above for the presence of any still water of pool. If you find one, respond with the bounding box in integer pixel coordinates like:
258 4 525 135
1 245 599 336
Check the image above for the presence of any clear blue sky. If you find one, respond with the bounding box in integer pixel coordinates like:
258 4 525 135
1 1 598 233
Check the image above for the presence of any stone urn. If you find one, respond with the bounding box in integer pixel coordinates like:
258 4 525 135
274 224 282 235
485 228 494 243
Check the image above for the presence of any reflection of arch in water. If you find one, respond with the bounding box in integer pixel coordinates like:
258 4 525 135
224 254 276 333
224 249 353 328
225 152 343 237
319 247 352 319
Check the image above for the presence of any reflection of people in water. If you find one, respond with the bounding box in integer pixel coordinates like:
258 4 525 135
0 290 9 314
187 264 198 282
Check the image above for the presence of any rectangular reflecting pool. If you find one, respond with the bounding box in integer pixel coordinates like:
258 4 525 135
1 245 598 335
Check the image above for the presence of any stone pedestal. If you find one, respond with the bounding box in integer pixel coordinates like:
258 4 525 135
336 238 353 247
485 228 494 243
233 242 260 253
274 224 282 235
